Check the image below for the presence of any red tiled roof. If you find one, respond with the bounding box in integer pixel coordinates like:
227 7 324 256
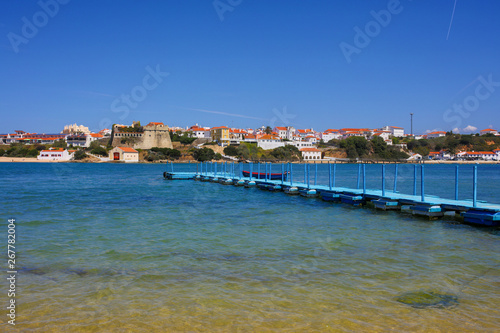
480 128 496 132
90 133 103 138
146 122 164 126
428 131 446 134
118 147 138 153
211 126 228 130
258 134 280 140
341 128 370 132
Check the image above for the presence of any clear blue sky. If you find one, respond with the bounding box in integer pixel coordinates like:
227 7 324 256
1 0 499 134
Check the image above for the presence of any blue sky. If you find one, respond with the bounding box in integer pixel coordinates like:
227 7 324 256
1 0 499 134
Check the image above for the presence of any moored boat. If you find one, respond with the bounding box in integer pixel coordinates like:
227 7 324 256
242 170 288 180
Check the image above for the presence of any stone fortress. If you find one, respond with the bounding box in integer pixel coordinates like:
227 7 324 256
110 121 173 149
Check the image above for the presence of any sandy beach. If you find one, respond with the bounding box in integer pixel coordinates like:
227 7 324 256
0 157 68 163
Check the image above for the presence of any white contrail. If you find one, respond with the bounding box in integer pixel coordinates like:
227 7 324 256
180 107 267 121
446 0 458 40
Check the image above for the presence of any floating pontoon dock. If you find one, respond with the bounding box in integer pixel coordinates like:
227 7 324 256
163 162 500 226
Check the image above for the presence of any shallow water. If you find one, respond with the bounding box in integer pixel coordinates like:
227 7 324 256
2 163 499 332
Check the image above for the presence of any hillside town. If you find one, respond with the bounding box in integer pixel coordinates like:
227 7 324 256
1 121 499 162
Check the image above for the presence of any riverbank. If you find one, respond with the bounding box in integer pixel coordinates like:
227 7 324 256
1 156 499 164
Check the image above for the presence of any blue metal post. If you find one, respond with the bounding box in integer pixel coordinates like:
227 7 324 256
473 164 477 207
314 163 318 185
304 163 307 184
329 163 332 190
393 164 398 193
382 164 386 197
413 164 417 196
455 165 459 200
250 162 253 180
421 165 425 202
357 164 361 189
290 163 294 186
363 164 366 194
281 163 284 185
333 163 336 188
258 162 261 180
306 163 309 189
171 162 174 173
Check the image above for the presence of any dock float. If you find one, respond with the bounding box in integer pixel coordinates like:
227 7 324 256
164 162 500 227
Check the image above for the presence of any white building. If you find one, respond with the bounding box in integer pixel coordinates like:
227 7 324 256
257 134 284 150
320 129 341 142
407 153 422 161
37 149 75 161
480 128 498 136
372 131 391 141
109 147 139 162
300 147 322 160
66 133 104 148
288 141 314 149
304 135 318 144
243 134 258 144
427 131 446 138
273 127 288 140
189 125 211 139
380 126 404 137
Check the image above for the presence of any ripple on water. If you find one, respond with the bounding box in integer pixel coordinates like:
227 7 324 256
2 163 499 332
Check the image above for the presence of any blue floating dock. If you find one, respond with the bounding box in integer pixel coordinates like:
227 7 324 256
164 162 500 227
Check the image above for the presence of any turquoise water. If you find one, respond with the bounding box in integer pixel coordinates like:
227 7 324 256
2 162 499 332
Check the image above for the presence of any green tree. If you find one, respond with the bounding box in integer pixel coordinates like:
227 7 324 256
91 146 108 156
193 147 215 162
88 140 102 150
371 136 387 156
264 126 272 134
223 145 239 156
27 148 39 157
179 135 196 146
340 137 369 159
214 153 222 160
74 150 87 160
52 139 67 148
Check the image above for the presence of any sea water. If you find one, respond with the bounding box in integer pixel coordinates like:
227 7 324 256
1 162 499 332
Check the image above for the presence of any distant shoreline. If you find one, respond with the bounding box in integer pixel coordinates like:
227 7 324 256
1 156 499 164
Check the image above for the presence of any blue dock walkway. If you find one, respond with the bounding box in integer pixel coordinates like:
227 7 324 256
163 162 500 227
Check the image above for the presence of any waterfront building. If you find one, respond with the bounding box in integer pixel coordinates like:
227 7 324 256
37 148 75 161
108 147 139 162
300 147 322 160
110 122 173 149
